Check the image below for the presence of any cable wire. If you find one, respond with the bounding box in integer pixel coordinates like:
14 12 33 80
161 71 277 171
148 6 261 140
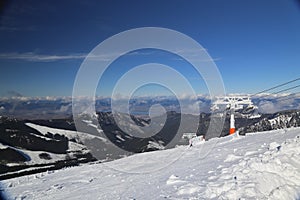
273 85 300 94
251 77 300 97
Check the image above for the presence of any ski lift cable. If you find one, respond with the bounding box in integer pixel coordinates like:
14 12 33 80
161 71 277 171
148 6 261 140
250 77 300 106
251 77 300 97
257 92 300 107
258 84 300 99
274 92 300 102
253 84 300 107
273 84 300 94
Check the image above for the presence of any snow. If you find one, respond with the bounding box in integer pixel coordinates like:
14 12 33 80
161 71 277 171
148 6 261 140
146 140 165 150
82 119 103 132
0 142 7 149
269 115 293 126
0 142 67 165
21 149 67 165
24 123 103 159
26 123 107 143
2 128 300 200
2 165 55 177
115 134 125 142
0 122 103 168
189 135 205 146
248 114 261 119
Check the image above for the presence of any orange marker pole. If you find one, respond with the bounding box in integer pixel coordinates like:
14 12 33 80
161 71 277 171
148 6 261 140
229 113 235 135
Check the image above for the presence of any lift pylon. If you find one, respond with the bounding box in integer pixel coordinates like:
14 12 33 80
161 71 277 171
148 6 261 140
212 96 255 135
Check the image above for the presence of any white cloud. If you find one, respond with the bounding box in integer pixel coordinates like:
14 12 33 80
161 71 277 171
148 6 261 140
256 94 300 113
0 51 139 62
0 52 87 62
258 101 277 113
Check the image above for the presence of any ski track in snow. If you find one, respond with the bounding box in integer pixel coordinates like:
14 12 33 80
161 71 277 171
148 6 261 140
1 128 300 200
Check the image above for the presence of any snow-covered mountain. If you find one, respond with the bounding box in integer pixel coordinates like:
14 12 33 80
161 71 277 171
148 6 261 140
239 110 300 134
1 94 299 119
2 109 300 181
0 116 97 180
0 112 187 179
1 128 299 200
196 109 300 138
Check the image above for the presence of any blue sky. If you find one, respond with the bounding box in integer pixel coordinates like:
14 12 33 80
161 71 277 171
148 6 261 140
0 0 300 97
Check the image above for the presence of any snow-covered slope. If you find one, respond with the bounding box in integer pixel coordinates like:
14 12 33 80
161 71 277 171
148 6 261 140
25 123 107 144
2 128 300 200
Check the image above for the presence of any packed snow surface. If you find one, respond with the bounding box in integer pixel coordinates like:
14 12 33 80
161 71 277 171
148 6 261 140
2 128 300 200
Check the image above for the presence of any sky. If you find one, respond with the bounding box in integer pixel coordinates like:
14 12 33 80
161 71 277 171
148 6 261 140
0 0 300 97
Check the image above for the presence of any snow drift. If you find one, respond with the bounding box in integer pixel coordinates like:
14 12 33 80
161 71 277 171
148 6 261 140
1 128 300 200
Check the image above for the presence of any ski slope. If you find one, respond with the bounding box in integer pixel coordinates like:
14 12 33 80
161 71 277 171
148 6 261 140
2 128 300 200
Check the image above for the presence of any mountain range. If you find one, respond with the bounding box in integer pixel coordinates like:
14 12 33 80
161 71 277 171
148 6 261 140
1 104 300 180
